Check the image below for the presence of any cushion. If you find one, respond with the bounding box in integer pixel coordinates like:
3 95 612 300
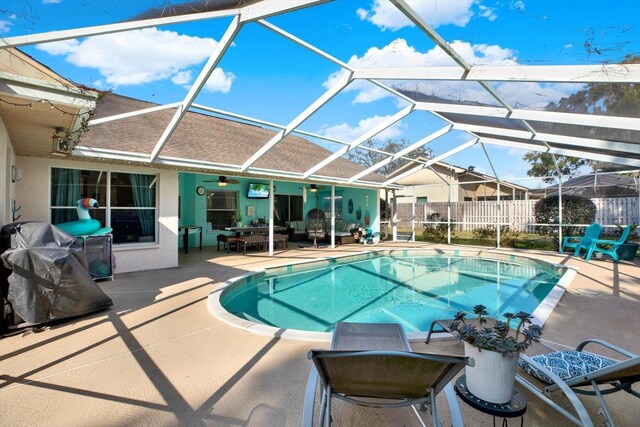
518 350 617 384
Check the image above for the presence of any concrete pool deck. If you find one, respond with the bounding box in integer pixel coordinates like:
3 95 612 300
1 242 639 426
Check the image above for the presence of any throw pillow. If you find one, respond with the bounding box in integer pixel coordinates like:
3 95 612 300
518 350 617 384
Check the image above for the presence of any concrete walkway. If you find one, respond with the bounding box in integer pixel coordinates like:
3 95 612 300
1 243 639 426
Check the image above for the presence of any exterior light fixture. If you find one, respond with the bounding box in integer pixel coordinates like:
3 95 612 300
310 184 317 192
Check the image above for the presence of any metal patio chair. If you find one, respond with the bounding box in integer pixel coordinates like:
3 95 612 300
302 322 472 427
517 339 640 426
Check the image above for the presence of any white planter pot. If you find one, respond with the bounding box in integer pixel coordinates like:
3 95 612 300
463 342 519 404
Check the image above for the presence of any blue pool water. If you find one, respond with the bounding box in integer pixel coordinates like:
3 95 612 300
220 254 564 333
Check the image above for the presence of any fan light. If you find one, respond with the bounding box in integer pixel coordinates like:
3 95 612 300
218 176 228 187
310 184 317 192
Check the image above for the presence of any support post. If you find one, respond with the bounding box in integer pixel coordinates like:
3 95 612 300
411 188 416 242
392 189 398 241
331 185 335 248
558 180 563 249
447 181 452 245
496 182 501 248
269 179 274 256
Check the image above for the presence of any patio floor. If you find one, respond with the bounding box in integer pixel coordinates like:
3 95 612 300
1 242 639 426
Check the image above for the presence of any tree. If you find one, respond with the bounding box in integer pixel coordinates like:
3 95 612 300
347 138 433 176
523 55 639 182
522 152 587 184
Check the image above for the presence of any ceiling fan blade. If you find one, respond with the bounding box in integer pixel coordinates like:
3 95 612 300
228 179 240 184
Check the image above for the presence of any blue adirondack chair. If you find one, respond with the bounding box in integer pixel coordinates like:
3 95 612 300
584 225 631 263
560 223 602 257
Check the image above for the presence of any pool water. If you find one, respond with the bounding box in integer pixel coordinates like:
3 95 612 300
220 254 563 333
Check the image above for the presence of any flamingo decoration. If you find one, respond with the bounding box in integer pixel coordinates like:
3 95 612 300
55 198 112 237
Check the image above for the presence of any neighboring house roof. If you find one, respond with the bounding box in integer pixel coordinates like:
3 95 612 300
78 93 385 184
531 174 639 197
386 157 529 190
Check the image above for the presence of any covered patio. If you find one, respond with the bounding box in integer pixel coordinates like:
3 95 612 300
1 243 638 425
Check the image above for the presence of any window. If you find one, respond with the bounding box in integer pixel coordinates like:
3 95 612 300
323 195 343 219
416 196 428 203
50 167 157 245
207 191 237 230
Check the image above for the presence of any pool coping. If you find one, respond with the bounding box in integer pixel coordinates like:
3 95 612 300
207 247 577 342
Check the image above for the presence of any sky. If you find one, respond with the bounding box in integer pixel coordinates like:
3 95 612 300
2 0 638 188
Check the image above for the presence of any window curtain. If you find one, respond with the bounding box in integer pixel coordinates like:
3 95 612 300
52 168 81 223
130 174 155 236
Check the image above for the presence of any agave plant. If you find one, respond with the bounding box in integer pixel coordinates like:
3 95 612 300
450 304 543 355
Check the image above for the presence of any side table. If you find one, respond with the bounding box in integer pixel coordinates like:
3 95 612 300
454 376 526 427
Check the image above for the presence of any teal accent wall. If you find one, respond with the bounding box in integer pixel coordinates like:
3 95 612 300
178 172 380 248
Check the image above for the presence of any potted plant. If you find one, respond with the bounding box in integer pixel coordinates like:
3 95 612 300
451 305 543 404
615 224 639 261
230 210 242 227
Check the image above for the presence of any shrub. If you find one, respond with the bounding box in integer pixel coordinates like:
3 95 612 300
423 212 448 242
471 226 520 247
534 195 596 247
472 226 496 240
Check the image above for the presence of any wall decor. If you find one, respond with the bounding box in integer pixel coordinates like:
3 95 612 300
348 198 354 214
247 205 255 216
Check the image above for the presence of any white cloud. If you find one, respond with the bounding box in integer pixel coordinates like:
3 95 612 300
0 20 12 33
318 114 406 142
36 28 235 92
324 38 517 104
494 81 580 110
511 1 526 12
356 0 475 31
204 67 235 94
171 70 192 85
564 43 573 49
43 0 62 4
478 5 497 22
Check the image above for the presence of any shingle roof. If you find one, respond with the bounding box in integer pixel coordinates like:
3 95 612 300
80 93 385 183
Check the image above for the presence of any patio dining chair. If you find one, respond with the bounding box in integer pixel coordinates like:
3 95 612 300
517 339 640 427
303 322 472 427
584 225 631 263
560 223 602 257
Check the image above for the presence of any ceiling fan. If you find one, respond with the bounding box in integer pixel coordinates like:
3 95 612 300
298 183 327 192
203 176 240 187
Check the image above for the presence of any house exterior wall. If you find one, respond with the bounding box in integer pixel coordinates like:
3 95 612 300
0 116 17 228
179 174 379 247
15 156 179 274
390 165 460 203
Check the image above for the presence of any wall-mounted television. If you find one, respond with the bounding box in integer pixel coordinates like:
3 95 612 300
247 183 270 199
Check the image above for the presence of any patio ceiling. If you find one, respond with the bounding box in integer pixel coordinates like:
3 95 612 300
2 0 639 188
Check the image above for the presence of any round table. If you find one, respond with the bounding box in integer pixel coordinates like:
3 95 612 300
454 375 527 427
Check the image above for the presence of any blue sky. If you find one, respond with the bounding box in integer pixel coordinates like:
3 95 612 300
2 0 638 187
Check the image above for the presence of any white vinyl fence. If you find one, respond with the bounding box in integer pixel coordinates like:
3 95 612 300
396 197 639 234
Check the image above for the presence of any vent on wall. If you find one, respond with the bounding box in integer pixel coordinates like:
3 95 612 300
52 137 72 155
51 127 72 156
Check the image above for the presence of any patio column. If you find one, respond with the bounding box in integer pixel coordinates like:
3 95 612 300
268 179 274 256
385 188 390 241
411 188 416 242
392 189 398 241
558 180 563 249
330 185 335 248
447 180 452 245
496 182 501 249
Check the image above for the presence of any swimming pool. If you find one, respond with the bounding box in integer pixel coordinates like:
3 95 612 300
211 250 574 340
